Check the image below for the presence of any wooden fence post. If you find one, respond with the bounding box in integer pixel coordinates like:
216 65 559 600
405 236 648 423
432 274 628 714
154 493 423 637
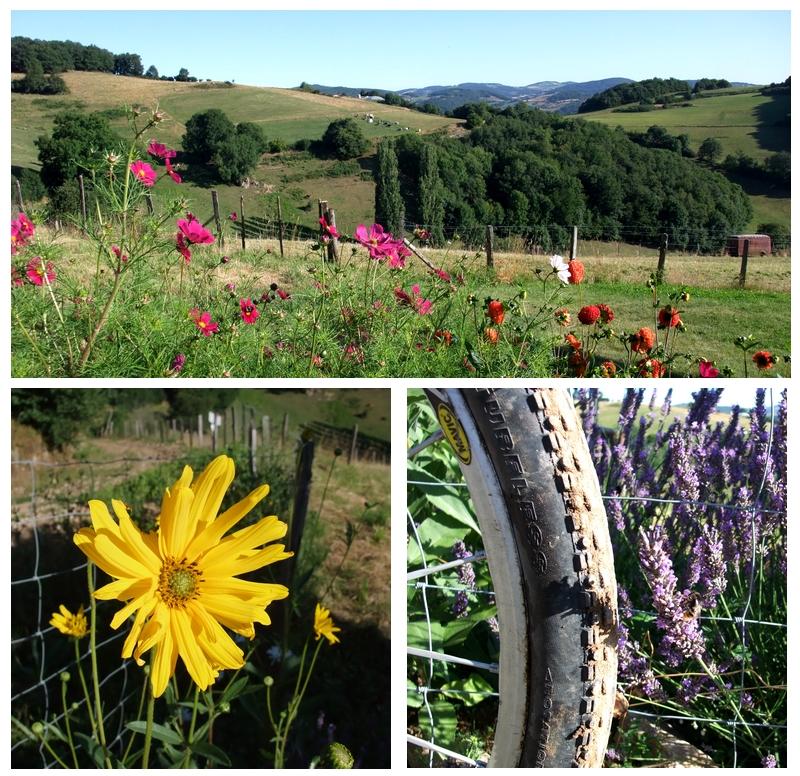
240 195 246 251
569 225 578 259
656 233 669 283
262 415 271 448
211 416 218 454
249 426 258 476
739 239 750 289
485 225 494 268
14 178 25 213
197 414 204 444
281 413 290 449
348 424 359 464
211 190 224 246
288 437 315 581
325 206 340 263
78 174 87 230
276 195 285 257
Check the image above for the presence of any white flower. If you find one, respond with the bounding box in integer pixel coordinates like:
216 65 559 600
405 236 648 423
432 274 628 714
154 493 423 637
549 254 571 284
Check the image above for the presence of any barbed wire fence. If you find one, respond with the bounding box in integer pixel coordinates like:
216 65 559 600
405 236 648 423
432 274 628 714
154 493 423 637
406 390 786 767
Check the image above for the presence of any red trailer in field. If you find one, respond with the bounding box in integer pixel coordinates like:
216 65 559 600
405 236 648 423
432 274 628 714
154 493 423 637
727 234 772 256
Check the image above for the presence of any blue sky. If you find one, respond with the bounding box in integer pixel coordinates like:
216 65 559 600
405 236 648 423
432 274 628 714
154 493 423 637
11 10 790 90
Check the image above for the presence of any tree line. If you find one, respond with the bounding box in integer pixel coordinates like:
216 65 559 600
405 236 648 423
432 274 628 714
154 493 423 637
374 104 753 252
11 36 200 93
578 77 698 113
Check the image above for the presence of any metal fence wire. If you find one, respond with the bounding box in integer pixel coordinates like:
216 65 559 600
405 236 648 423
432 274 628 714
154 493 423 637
10 456 185 768
406 389 786 767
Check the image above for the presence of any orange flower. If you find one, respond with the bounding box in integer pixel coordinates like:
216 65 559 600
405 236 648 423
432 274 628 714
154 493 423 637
434 329 453 346
599 360 617 377
638 358 666 378
484 327 499 344
569 352 588 377
630 327 655 353
565 333 582 351
567 259 585 285
752 350 776 370
486 300 505 325
554 307 571 326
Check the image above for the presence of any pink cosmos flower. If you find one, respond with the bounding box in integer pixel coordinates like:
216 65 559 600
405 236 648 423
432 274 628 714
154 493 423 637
433 268 451 282
170 353 186 373
319 217 340 242
165 158 182 184
26 257 56 286
394 284 432 315
12 267 24 287
189 308 219 336
276 288 290 300
699 359 720 378
130 160 157 187
229 212 238 221
240 298 260 324
175 233 192 263
111 245 128 263
177 217 215 245
146 140 176 160
11 224 23 256
354 223 394 259
15 213 35 239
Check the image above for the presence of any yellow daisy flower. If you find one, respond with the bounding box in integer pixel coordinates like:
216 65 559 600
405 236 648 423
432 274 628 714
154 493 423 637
73 455 293 697
49 604 88 639
313 603 341 645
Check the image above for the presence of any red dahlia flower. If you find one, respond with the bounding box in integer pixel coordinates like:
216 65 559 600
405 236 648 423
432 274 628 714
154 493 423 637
578 305 601 325
487 300 505 325
657 306 682 329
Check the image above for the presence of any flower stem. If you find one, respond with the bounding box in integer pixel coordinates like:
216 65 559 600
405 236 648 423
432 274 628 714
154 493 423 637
61 676 80 768
72 633 97 733
86 563 112 768
77 269 124 370
142 681 155 768
181 686 201 767
121 671 149 765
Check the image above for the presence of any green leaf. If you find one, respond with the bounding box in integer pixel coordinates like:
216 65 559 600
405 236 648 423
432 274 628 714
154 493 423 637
424 493 481 535
407 679 424 709
220 676 249 705
125 721 183 746
190 740 232 766
75 732 106 767
407 617 446 650
418 699 459 752
441 673 495 707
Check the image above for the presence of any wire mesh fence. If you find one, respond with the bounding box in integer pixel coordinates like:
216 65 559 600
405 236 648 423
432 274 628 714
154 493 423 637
11 457 156 766
406 388 786 767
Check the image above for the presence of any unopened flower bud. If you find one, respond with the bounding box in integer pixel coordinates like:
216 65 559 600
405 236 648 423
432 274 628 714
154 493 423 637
32 722 45 736
263 675 274 687
60 671 71 683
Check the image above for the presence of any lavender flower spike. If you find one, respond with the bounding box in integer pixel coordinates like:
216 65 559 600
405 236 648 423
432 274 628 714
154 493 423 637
638 526 706 666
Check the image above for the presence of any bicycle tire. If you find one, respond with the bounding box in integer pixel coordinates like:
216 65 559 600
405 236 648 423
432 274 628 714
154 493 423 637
424 387 618 768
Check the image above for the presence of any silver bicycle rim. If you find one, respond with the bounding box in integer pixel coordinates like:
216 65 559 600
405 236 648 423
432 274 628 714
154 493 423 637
423 388 529 767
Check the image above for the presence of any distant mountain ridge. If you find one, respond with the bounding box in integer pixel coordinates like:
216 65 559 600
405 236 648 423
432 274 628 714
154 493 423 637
307 77 755 115
308 78 633 114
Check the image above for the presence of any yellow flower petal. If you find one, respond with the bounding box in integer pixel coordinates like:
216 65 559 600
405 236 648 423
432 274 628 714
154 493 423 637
185 484 270 561
157 485 195 559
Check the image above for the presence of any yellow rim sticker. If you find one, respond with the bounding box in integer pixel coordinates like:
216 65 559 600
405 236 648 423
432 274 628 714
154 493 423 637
437 403 472 465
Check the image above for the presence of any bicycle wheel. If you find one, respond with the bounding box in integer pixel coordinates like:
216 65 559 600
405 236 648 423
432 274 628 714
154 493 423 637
409 388 618 768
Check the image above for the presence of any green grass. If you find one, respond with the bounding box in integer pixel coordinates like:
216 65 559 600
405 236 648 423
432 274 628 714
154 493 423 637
579 90 789 161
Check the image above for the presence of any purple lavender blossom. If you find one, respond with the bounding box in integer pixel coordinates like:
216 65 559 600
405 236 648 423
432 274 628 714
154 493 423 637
639 527 706 666
689 525 727 607
451 541 475 618
761 754 777 768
